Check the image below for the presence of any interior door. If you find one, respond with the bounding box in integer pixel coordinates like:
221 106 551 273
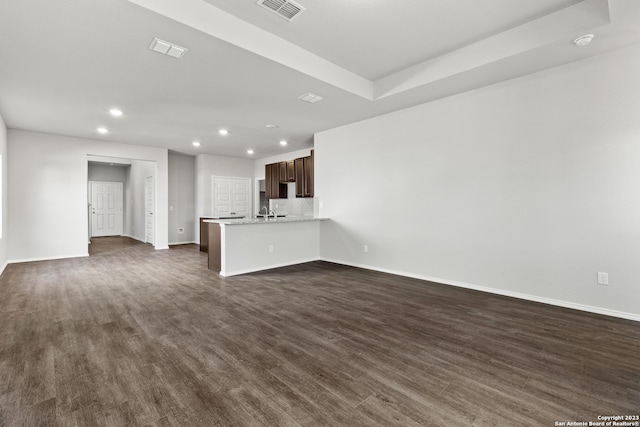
231 178 250 217
212 176 251 217
90 181 123 237
145 175 154 244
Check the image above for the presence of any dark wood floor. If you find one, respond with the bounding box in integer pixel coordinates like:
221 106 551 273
0 236 638 426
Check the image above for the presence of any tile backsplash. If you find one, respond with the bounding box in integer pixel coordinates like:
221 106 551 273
268 197 314 217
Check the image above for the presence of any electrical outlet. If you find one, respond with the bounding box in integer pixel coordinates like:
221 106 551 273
178 227 184 234
269 245 274 253
363 245 368 253
597 272 608 285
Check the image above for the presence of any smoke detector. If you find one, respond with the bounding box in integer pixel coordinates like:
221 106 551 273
257 0 305 22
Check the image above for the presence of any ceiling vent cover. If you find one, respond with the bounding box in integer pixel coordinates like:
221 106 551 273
257 0 305 21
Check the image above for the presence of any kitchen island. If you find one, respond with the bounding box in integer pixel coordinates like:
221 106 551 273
204 217 327 277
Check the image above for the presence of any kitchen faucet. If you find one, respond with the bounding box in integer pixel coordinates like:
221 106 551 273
269 208 277 219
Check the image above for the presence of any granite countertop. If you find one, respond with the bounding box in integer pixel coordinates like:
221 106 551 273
204 216 327 225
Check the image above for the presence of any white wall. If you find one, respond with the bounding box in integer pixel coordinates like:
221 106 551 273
0 113 7 274
8 130 169 261
168 152 195 244
316 45 640 320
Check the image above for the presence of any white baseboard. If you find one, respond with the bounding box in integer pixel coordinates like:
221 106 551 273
154 246 170 250
221 257 320 277
8 253 90 264
169 241 197 246
0 261 8 277
320 257 640 323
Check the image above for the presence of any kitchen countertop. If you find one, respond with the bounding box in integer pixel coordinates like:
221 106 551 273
204 216 327 225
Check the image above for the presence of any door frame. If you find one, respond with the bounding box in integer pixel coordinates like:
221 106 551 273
145 175 155 245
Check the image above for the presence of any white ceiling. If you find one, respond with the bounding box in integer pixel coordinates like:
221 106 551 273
0 0 639 159
203 0 583 80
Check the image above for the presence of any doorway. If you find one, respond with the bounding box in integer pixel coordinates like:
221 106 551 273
87 156 157 250
89 181 123 237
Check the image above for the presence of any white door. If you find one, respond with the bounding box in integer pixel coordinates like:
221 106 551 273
90 181 123 237
145 176 154 244
212 176 251 217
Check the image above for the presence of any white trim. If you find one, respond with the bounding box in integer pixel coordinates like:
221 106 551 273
9 253 89 264
0 262 8 276
221 257 320 277
320 257 640 323
154 246 170 250
169 241 197 246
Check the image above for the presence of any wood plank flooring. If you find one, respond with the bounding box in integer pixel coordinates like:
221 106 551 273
0 236 638 426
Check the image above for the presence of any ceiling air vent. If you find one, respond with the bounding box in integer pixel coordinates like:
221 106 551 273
257 0 305 22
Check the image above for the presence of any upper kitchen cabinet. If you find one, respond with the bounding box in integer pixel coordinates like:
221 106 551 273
267 151 313 200
303 153 314 198
278 160 295 183
295 151 314 198
266 162 287 199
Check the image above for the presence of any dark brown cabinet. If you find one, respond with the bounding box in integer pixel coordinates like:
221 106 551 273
287 160 295 182
294 158 304 198
294 151 314 198
267 151 313 200
265 163 287 200
278 160 295 183
303 154 314 197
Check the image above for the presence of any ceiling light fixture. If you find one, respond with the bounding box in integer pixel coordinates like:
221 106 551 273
265 124 279 129
280 140 288 146
192 141 201 147
97 127 108 134
218 129 229 136
573 34 594 47
298 92 325 104
247 149 254 155
149 37 188 59
109 108 123 117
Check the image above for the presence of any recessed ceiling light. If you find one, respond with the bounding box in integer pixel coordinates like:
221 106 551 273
109 108 123 117
298 92 325 103
97 127 108 134
265 124 279 129
218 129 229 136
192 141 201 147
247 149 254 155
573 34 594 47
149 37 188 59
280 140 288 146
